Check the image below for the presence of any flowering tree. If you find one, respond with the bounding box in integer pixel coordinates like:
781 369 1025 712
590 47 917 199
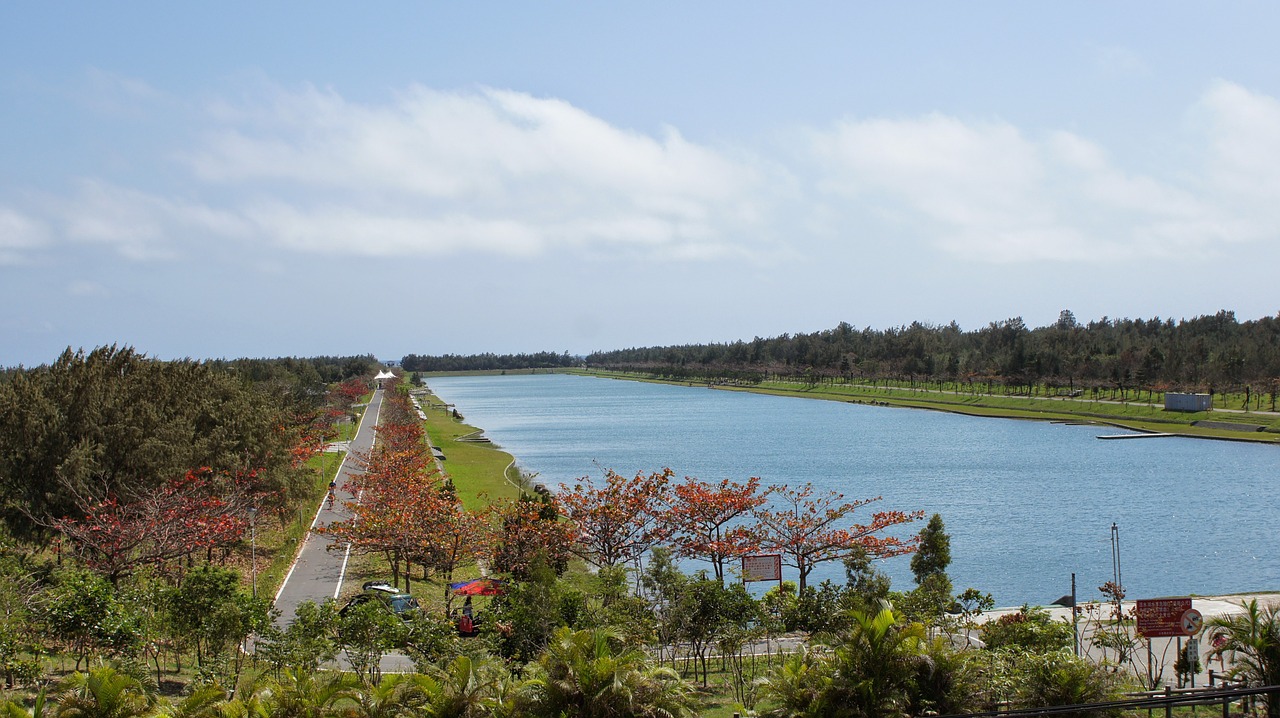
491 493 577 579
323 390 494 600
415 496 493 608
753 483 922 592
658 476 769 583
288 408 338 469
559 469 672 568
333 377 371 409
56 468 255 583
321 444 441 589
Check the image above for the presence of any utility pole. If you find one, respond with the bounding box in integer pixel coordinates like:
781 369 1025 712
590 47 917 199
1110 522 1122 591
249 506 258 598
1072 572 1079 657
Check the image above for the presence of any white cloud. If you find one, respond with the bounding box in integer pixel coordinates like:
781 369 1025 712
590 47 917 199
81 68 164 118
18 79 1280 271
180 85 771 260
807 84 1280 264
61 181 249 260
1093 45 1149 77
67 280 108 297
0 207 51 264
1198 80 1280 207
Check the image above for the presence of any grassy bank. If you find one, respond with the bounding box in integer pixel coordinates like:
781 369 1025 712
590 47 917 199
572 369 1280 445
412 385 524 508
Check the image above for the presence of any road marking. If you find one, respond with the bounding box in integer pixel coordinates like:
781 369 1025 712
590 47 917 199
274 389 382 609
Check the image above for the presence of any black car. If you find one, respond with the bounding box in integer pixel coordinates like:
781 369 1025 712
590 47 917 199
340 581 420 619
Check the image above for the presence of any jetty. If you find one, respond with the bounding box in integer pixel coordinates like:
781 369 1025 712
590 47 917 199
1096 432 1176 440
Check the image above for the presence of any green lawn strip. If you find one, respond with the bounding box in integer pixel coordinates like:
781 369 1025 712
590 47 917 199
414 387 522 509
573 370 1279 444
333 419 357 442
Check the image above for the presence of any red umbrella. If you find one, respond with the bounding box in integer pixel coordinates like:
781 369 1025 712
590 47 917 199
450 578 504 596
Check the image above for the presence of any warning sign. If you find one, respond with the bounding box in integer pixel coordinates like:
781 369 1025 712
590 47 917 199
1136 598 1193 638
741 554 782 582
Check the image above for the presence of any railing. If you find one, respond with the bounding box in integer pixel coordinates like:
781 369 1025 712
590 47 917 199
932 683 1279 718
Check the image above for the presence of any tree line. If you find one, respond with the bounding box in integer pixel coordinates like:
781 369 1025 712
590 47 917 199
586 309 1280 394
0 346 378 542
400 352 578 373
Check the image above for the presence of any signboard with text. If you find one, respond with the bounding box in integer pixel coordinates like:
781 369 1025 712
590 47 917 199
1136 598 1194 637
741 554 782 582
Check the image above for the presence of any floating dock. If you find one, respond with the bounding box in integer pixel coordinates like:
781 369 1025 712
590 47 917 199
1096 432 1175 440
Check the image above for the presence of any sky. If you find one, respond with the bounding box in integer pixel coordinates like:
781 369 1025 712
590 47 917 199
3 3 1280 366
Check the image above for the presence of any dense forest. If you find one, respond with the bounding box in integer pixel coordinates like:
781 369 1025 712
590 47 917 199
586 310 1280 394
0 347 379 539
400 351 578 372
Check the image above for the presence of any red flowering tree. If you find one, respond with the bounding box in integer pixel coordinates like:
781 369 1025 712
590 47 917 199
288 408 338 469
559 469 671 568
322 392 493 598
491 493 577 579
333 377 371 409
56 467 255 584
658 476 769 583
753 483 923 592
415 495 493 608
321 437 439 589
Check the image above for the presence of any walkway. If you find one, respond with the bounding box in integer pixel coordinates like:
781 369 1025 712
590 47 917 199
273 388 384 627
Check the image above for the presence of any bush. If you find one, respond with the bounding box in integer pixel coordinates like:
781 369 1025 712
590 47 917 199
980 605 1073 652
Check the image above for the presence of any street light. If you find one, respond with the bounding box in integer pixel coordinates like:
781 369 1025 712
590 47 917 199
1110 522 1122 591
249 505 258 598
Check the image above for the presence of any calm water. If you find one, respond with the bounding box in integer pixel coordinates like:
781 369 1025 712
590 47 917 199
426 373 1280 607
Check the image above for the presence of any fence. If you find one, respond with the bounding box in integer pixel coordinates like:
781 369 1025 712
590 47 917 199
933 682 1279 718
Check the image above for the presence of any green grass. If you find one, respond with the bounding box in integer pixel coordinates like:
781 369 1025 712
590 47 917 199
574 370 1280 445
414 387 523 509
333 419 358 442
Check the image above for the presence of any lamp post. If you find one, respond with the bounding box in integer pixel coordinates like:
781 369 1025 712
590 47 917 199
249 506 258 598
1110 522 1122 591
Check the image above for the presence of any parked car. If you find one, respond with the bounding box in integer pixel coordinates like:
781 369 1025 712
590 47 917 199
340 581 420 620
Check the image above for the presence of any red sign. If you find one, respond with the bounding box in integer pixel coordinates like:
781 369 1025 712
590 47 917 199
742 554 782 582
1136 598 1193 637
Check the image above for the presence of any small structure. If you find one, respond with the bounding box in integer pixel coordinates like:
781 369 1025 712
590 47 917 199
373 369 397 388
1165 393 1211 412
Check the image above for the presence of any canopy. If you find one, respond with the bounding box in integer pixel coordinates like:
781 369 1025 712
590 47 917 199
449 578 504 596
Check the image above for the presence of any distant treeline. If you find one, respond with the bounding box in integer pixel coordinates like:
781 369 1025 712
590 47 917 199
207 354 380 398
585 310 1280 393
401 351 578 372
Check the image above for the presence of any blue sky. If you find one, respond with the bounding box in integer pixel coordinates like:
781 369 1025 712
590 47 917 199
3 3 1279 366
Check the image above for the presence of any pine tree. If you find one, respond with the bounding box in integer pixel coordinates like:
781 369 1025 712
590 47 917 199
910 513 951 585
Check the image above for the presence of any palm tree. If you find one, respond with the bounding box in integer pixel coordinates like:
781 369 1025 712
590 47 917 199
333 674 435 718
829 608 926 718
526 627 694 718
761 609 927 718
1208 600 1280 718
51 666 160 718
758 646 836 718
423 655 507 718
1 689 49 718
247 670 351 718
159 685 230 718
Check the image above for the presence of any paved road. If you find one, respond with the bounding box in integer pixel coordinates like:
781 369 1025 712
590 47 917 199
273 388 384 627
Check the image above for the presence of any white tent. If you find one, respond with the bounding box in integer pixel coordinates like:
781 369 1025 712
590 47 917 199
374 369 397 380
